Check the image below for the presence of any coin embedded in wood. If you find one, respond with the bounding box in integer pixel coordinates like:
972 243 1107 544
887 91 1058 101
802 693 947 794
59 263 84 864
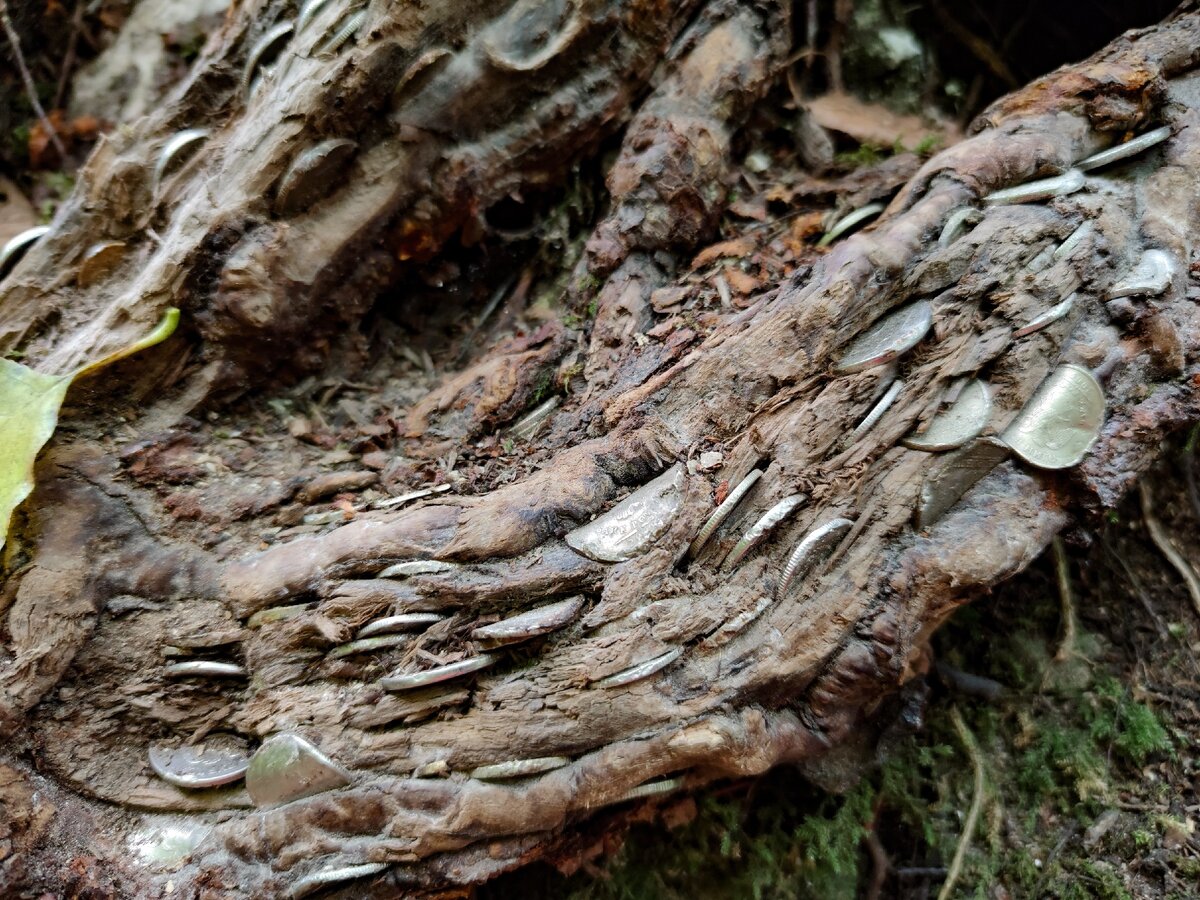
356 612 444 639
470 596 584 647
915 436 1012 530
722 493 807 569
594 647 683 688
1000 364 1104 470
851 378 904 441
77 240 126 287
817 202 884 247
152 129 209 193
566 464 685 563
0 224 50 278
470 755 571 780
245 733 352 806
903 379 992 452
380 653 498 692
983 169 1085 205
1076 125 1172 171
290 862 389 900
1107 249 1173 299
776 517 854 599
274 139 358 217
1013 294 1075 338
834 301 934 375
148 735 250 789
688 468 763 559
163 660 246 679
327 633 409 659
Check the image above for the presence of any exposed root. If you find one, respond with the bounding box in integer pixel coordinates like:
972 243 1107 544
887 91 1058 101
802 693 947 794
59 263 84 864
1141 481 1200 621
937 705 986 900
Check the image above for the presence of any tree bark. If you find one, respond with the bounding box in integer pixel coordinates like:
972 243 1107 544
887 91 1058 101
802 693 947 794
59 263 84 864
2 1 1200 897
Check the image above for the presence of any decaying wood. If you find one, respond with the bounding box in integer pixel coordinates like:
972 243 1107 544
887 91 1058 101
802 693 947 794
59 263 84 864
2 0 1200 896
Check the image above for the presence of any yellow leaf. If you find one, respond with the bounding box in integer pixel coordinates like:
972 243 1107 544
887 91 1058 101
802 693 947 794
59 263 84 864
0 307 180 549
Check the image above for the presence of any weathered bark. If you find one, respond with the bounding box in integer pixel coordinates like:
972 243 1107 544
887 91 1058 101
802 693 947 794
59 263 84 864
2 1 1200 897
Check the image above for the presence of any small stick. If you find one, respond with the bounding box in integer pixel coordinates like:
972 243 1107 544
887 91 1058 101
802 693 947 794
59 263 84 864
0 0 68 161
1141 482 1200 620
938 706 985 900
53 0 84 111
1052 536 1077 662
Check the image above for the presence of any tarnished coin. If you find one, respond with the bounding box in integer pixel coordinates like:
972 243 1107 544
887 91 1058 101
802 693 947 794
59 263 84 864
77 240 126 287
470 755 571 781
983 169 1085 206
1000 364 1104 470
357 612 444 639
273 138 358 216
1107 249 1173 299
1013 293 1075 338
594 647 682 688
152 129 209 193
247 602 315 628
937 207 982 248
776 517 854 599
1053 221 1094 262
380 653 498 692
902 379 992 452
566 464 685 563
245 733 352 806
1076 125 1172 171
687 469 762 559
377 559 455 578
327 633 408 659
722 493 807 570
834 301 933 375
509 395 561 440
317 8 365 56
818 202 884 247
164 660 246 679
148 735 250 789
609 776 684 805
290 862 389 900
915 437 1011 530
296 0 336 33
470 596 584 647
0 224 50 278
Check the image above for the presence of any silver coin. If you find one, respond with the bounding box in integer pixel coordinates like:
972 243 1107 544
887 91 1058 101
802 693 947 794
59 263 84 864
850 378 904 441
609 776 684 805
510 396 561 441
566 464 685 563
1076 125 1172 171
242 20 295 96
1025 243 1057 273
247 602 315 629
327 633 409 659
377 559 456 578
296 0 336 33
274 138 358 216
701 596 774 649
1107 248 1173 299
915 437 1012 530
357 612 444 639
380 653 498 692
370 484 452 510
1000 364 1104 470
776 517 854 599
470 756 571 781
317 8 365 56
152 129 209 194
0 225 50 278
902 379 992 452
722 494 808 570
470 596 584 647
983 169 1085 206
594 647 683 689
1053 221 1094 261
245 733 352 807
817 202 884 248
148 735 250 789
687 469 763 559
937 207 982 248
834 301 933 375
163 660 246 679
290 862 389 900
1013 293 1075 339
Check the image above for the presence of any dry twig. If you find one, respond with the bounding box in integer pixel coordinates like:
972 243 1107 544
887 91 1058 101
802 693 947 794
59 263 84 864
0 0 68 161
938 705 986 900
1140 482 1200 620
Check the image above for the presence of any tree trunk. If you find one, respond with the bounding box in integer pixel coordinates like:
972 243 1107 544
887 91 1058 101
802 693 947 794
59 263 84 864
2 1 1200 896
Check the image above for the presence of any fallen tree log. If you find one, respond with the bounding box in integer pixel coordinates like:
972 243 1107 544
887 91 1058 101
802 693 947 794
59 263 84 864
2 1 1200 897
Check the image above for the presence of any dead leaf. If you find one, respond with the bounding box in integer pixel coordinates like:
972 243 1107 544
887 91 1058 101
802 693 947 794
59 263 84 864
691 237 754 270
806 91 958 150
